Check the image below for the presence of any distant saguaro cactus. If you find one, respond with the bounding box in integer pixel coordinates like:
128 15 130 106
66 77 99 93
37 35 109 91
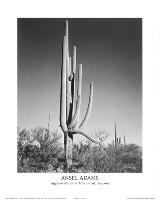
124 135 126 145
115 123 117 147
60 20 100 169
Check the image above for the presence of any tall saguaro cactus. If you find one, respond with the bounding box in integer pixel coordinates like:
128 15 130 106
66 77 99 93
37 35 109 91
60 20 100 169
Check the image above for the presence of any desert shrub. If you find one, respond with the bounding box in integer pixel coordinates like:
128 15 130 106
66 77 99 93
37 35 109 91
105 144 142 172
18 128 142 173
17 127 63 173
72 142 142 173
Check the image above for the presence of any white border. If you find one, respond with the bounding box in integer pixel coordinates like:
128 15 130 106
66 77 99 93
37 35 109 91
0 0 160 199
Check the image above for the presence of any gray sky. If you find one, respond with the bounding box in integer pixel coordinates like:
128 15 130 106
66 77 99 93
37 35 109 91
18 18 142 145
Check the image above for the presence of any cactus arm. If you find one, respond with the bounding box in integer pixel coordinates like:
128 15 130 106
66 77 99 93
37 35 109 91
71 46 76 117
60 36 67 132
69 57 71 75
68 64 82 129
69 130 100 145
68 95 81 129
77 64 82 96
73 46 76 73
67 57 73 125
74 64 82 127
73 120 79 129
79 82 93 129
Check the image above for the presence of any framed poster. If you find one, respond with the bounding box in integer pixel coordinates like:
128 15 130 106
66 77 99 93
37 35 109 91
0 1 160 200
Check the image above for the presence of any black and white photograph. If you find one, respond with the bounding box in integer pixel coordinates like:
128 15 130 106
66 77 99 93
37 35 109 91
1 1 160 199
17 18 142 173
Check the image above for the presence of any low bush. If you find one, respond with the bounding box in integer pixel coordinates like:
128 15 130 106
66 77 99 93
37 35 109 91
17 128 142 173
17 127 64 172
72 143 142 173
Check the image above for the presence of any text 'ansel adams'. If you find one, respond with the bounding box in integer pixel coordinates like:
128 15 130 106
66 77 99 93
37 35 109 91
61 175 99 181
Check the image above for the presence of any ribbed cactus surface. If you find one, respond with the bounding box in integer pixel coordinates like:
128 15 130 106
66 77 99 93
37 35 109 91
59 20 99 169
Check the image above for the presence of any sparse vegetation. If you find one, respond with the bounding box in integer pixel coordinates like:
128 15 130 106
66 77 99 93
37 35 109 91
17 128 142 173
